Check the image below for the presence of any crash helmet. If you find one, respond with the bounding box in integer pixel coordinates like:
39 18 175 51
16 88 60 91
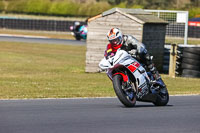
74 21 80 26
107 28 123 46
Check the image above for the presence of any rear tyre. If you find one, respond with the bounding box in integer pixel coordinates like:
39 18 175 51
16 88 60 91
181 63 200 71
182 58 200 66
75 36 81 40
113 74 136 107
183 52 200 60
153 87 169 106
182 69 200 78
183 47 200 55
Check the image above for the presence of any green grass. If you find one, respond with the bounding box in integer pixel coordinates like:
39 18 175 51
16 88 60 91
166 37 200 45
1 29 200 45
0 42 113 99
0 41 199 99
0 28 75 40
162 75 200 95
0 13 87 21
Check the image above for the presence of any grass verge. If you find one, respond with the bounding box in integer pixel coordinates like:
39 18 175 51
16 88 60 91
0 41 199 99
166 37 200 45
0 29 75 40
1 29 200 45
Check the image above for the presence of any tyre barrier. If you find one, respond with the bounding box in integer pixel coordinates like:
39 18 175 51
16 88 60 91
0 18 87 32
163 44 171 73
182 69 200 78
182 52 200 60
175 46 183 75
175 45 200 78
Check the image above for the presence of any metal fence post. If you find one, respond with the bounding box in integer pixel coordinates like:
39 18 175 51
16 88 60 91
144 10 189 45
184 11 189 45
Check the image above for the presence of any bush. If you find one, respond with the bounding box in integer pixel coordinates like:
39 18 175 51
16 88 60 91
2 0 112 17
24 0 51 15
189 7 200 18
48 0 80 16
47 0 111 17
112 2 126 8
0 0 4 12
77 1 110 16
6 0 27 13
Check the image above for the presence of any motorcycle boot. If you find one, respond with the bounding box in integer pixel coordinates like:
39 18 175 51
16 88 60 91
150 66 166 88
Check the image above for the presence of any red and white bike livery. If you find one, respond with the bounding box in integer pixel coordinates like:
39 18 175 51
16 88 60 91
99 49 169 107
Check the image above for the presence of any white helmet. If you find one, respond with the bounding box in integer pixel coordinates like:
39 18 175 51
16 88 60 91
74 21 80 26
107 28 123 45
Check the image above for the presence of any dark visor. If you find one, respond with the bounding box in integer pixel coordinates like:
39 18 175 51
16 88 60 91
109 37 120 45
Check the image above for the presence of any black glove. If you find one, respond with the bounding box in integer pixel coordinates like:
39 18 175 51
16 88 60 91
106 52 115 59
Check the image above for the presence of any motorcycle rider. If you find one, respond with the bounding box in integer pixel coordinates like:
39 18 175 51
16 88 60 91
105 28 162 82
79 25 88 39
74 21 81 32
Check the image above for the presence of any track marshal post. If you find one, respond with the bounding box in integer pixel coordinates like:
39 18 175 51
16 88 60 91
169 43 177 77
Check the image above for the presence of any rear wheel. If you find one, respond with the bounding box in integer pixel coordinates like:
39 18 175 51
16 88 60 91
183 47 200 55
183 52 200 60
113 74 136 107
181 63 200 71
182 69 200 78
153 87 169 106
182 58 200 66
75 36 81 40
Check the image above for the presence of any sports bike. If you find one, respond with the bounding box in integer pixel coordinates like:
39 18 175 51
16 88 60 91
99 49 169 107
69 25 87 40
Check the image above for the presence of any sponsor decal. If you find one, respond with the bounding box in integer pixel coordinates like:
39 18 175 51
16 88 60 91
137 82 148 98
127 62 140 72
188 21 200 27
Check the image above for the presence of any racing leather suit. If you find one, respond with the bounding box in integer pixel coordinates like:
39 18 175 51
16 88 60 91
105 35 160 80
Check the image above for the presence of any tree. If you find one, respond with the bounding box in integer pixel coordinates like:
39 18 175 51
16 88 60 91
190 0 200 7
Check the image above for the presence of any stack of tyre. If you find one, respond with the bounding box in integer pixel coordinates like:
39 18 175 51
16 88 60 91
163 44 171 73
176 46 200 78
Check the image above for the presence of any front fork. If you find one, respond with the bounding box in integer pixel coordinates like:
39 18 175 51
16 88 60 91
112 72 136 99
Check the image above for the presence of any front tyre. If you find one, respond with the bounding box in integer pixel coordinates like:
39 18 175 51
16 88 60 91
113 74 136 107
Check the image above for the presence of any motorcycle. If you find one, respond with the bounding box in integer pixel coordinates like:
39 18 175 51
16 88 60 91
99 49 169 107
69 24 87 40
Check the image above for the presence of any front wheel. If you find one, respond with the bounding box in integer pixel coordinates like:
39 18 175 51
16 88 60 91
113 74 136 107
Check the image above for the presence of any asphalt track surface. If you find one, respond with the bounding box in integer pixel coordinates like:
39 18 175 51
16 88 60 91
0 35 199 133
0 96 200 133
0 36 86 45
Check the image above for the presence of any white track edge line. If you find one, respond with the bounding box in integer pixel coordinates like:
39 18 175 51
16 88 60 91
0 94 199 101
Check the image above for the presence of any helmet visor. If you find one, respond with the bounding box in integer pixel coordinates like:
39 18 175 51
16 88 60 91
109 36 121 45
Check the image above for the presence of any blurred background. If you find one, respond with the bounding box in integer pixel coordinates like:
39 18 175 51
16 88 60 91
0 0 199 41
0 0 199 18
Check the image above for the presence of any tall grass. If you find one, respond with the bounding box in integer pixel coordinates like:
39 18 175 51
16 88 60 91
0 0 4 11
5 0 111 17
6 0 27 13
25 0 51 15
2 0 200 18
